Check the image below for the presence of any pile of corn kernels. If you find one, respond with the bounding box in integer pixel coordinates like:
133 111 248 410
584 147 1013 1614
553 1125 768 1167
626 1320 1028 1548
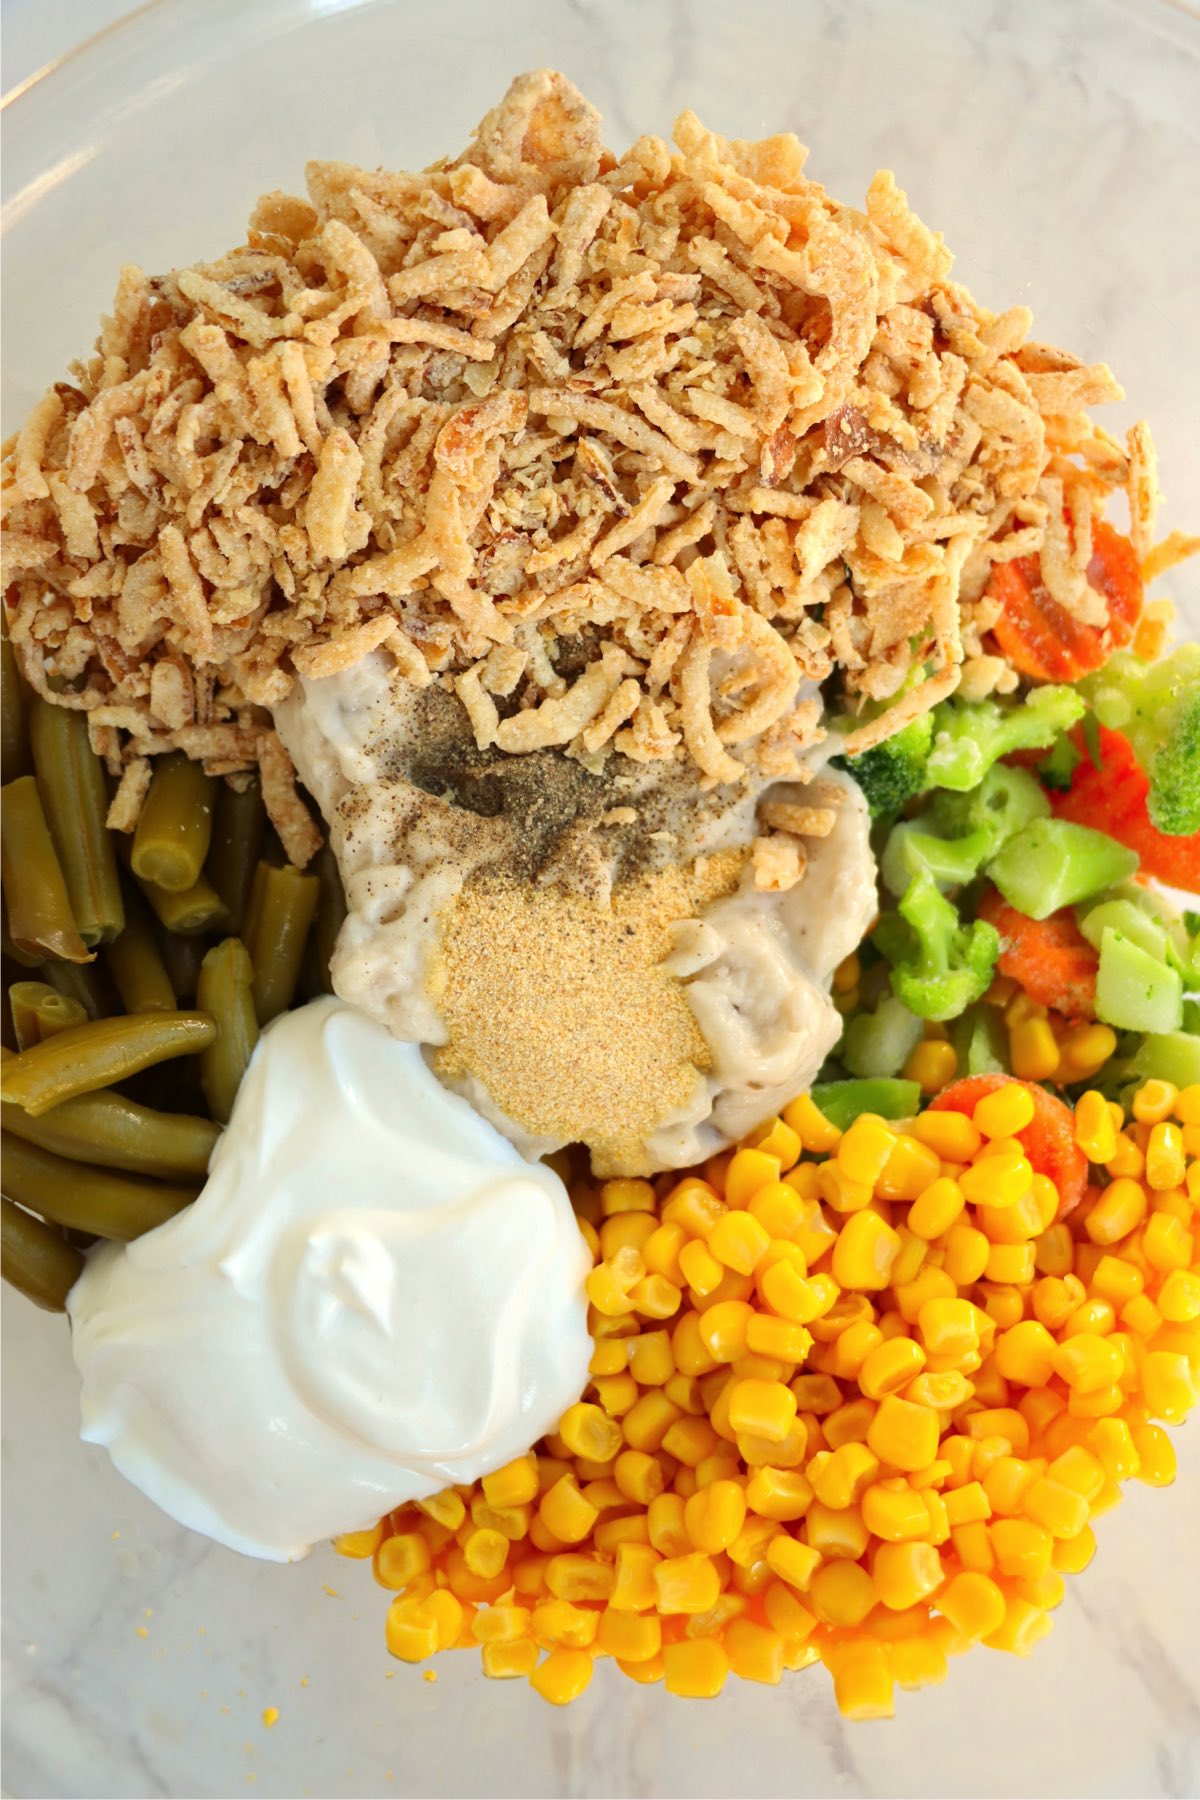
336 1077 1200 1716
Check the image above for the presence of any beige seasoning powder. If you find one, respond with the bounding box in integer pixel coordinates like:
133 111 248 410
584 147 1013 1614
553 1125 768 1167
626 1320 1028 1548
430 850 749 1170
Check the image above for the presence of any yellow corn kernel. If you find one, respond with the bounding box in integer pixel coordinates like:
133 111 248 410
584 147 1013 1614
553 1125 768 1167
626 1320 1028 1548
814 1441 881 1509
543 1555 613 1604
738 1463 807 1520
1142 1350 1198 1423
905 1176 964 1242
335 1521 384 1560
600 1177 656 1217
385 1597 440 1662
916 1296 981 1360
818 1162 875 1215
941 1481 991 1527
972 1083 1034 1139
938 1569 1006 1642
832 1211 903 1293
480 1637 539 1680
600 1542 658 1615
678 1237 724 1299
951 1518 995 1575
1008 1018 1059 1082
1130 1079 1178 1128
991 1319 1055 1388
820 1396 877 1451
1158 1269 1200 1324
725 1147 783 1209
759 1537 817 1595
1145 1121 1187 1191
1053 1334 1124 1394
588 1373 635 1417
472 1603 532 1646
585 1246 644 1317
683 1480 747 1554
537 1476 598 1546
597 1608 660 1663
628 1273 682 1319
1070 1090 1117 1165
983 1242 1035 1286
593 1516 650 1556
653 1552 721 1615
857 1336 925 1401
529 1646 594 1705
661 1181 726 1241
804 1500 870 1560
708 1617 779 1690
743 1181 803 1244
1121 1292 1163 1337
531 1598 599 1650
696 1299 754 1363
599 1212 659 1262
606 1452 660 1509
375 1532 432 1590
1085 1175 1149 1246
832 1643 895 1720
744 1115 803 1170
903 1038 959 1096
758 1261 832 1325
1144 1211 1194 1272
861 1479 931 1542
866 1394 940 1473
877 1135 942 1204
464 1528 509 1580
913 1111 983 1166
784 1092 843 1153
1044 1446 1104 1503
740 1318 809 1368
960 1148 1033 1210
726 1378 797 1445
662 1637 729 1699
1132 1422 1177 1486
1089 1255 1143 1307
641 1222 686 1285
806 1559 874 1628
872 1540 944 1611
1021 1477 1089 1540
588 1339 629 1380
836 1114 899 1187
708 1208 772 1276
619 1333 668 1391
622 1392 683 1454
1088 1416 1138 1482
990 1518 1053 1579
415 1488 467 1533
558 1402 623 1464
940 1223 989 1288
1057 1023 1117 1083
669 1313 717 1381
664 1373 704 1416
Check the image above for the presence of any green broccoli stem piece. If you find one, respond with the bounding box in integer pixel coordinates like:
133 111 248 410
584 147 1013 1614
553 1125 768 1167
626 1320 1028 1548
841 994 924 1078
880 824 996 899
1094 929 1183 1034
1086 644 1200 837
878 873 1000 1022
986 820 1139 920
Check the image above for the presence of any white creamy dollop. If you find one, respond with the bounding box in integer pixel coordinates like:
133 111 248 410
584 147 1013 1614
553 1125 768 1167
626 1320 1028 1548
68 997 592 1562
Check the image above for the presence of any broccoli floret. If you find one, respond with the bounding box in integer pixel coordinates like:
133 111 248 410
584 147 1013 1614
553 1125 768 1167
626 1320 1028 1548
924 686 1086 792
833 712 934 820
1037 734 1083 793
881 765 1050 898
1085 645 1200 837
875 873 1000 1021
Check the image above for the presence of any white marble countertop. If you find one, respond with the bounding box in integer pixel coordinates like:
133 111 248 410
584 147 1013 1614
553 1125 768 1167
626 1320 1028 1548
2 1 1199 1795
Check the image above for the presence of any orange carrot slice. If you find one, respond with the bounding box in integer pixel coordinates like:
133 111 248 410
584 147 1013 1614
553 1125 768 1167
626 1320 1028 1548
977 888 1098 1020
988 520 1142 683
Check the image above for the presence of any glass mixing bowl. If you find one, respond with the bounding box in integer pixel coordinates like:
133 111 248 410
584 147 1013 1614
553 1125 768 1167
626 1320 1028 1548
3 2 1197 1793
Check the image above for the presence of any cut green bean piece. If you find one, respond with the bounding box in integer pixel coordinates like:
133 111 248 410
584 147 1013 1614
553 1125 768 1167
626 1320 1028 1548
155 927 207 1005
2 1090 219 1179
41 954 112 1019
137 870 229 937
29 697 124 946
8 981 88 1050
105 883 176 1013
2 899 43 970
1 1197 84 1311
0 1010 216 1116
197 938 259 1123
246 863 319 1024
0 776 92 964
206 777 265 933
809 1079 922 1130
1 1133 197 1240
131 753 216 893
1 631 30 787
312 843 346 995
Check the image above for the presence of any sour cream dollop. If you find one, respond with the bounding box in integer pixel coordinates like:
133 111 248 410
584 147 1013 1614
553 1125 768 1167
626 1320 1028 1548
68 997 592 1561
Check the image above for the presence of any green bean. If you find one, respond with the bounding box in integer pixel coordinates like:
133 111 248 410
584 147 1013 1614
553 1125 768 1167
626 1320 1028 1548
312 843 346 995
1 1134 197 1240
41 954 113 1019
196 938 259 1123
206 776 266 933
246 862 319 1024
2 899 43 970
155 927 208 1005
105 883 176 1013
1 629 31 788
131 752 215 892
0 1011 216 1116
8 981 88 1050
0 776 92 964
137 870 229 937
28 697 124 946
2 1090 219 1179
1 1198 84 1311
